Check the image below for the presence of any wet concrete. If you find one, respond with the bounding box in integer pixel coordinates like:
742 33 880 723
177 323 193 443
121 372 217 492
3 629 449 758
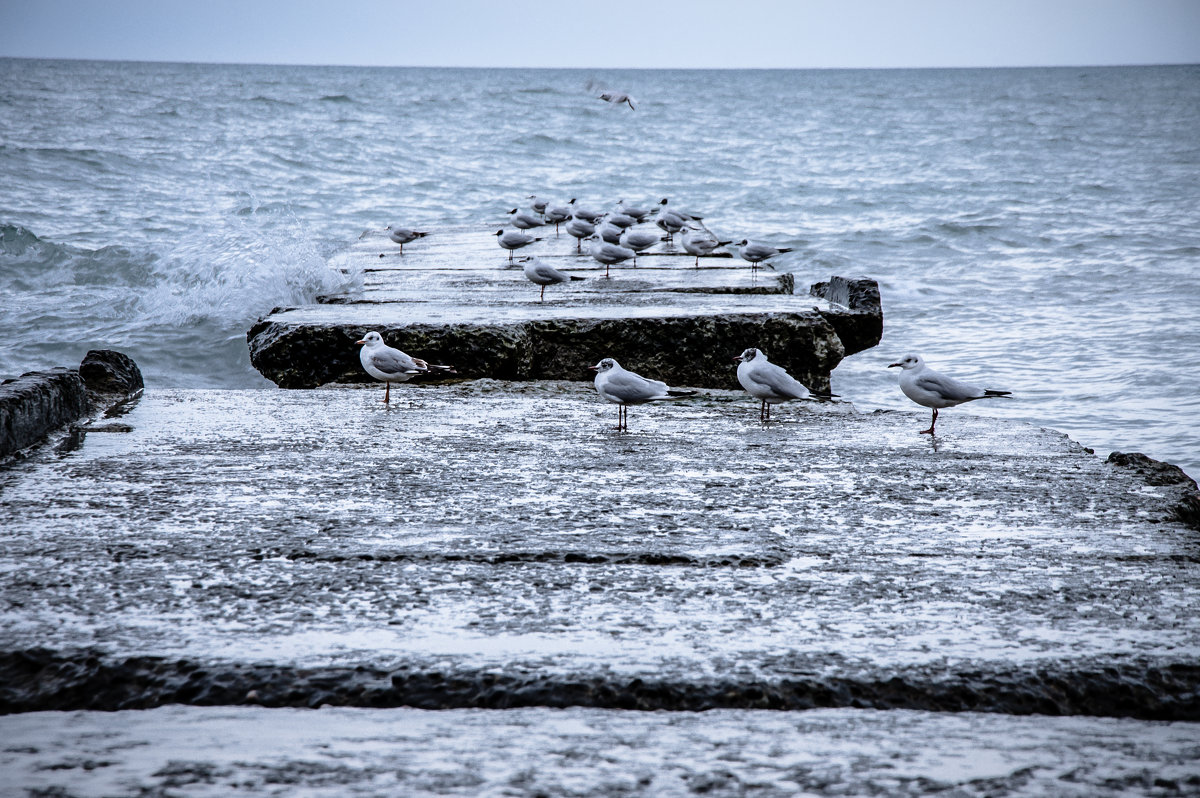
1 383 1197 720
3 706 1198 797
247 227 882 390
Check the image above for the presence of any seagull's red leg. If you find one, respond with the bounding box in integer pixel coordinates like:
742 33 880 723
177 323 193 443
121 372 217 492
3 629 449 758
384 382 390 404
920 408 937 435
540 285 545 302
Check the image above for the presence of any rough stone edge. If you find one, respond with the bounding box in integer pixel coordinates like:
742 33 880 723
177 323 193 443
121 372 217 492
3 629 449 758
809 276 884 356
1107 451 1200 531
0 351 143 465
1 649 1196 721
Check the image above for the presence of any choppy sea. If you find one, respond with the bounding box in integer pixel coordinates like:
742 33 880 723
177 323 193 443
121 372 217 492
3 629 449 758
1 59 1197 477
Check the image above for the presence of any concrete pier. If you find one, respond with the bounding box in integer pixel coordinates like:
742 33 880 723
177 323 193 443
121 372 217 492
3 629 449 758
246 227 882 392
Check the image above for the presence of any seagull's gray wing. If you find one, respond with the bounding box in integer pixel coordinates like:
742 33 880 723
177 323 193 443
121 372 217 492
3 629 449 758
605 370 667 403
528 261 567 283
370 348 423 377
748 363 811 400
914 371 983 403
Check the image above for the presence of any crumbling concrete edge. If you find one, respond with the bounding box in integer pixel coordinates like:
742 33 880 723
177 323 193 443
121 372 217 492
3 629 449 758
1 648 1196 720
1107 451 1200 530
0 350 144 465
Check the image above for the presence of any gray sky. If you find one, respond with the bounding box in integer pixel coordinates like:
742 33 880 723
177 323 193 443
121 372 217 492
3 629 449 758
2 0 1198 69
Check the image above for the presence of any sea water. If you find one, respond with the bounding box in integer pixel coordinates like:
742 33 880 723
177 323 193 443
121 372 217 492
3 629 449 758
1 59 1197 476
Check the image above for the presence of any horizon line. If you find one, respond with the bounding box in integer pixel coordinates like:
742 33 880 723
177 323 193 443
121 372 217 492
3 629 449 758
3 55 1198 72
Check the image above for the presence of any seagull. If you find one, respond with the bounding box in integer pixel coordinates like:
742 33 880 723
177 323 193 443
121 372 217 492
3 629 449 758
888 353 1012 435
495 229 541 261
567 199 605 224
620 229 662 263
385 226 429 255
598 91 636 110
565 216 596 252
588 239 637 277
589 357 695 431
616 200 653 222
528 195 550 215
544 200 572 236
508 208 545 231
657 197 702 221
655 199 689 240
604 210 637 229
734 348 828 421
355 331 455 404
736 239 793 270
596 220 624 245
522 257 584 301
681 227 731 267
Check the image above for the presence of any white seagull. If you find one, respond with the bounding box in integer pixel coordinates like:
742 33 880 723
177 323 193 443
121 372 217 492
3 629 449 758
567 199 605 224
888 353 1012 435
508 208 545 231
596 220 624 245
734 348 827 421
528 195 550 215
386 226 429 255
355 331 455 404
565 215 596 252
620 229 662 263
544 200 572 236
495 228 541 261
588 239 637 277
522 257 584 302
681 227 731 267
590 357 695 431
736 239 793 270
616 200 653 222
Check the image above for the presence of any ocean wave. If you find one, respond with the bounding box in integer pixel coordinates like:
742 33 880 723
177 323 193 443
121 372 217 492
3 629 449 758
318 94 355 103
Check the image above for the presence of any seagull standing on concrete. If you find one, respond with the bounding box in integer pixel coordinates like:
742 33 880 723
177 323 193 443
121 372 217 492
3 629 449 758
590 357 695 431
616 201 653 222
544 201 572 236
888 353 1012 435
386 226 429 255
734 348 824 422
588 239 637 277
681 227 730 267
356 331 454 404
528 196 550 215
508 208 545 231
495 229 541 261
522 257 584 302
565 215 596 252
736 239 793 270
620 229 662 264
596 220 624 245
567 199 605 224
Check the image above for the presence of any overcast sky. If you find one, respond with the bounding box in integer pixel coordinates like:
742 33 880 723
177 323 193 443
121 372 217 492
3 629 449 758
2 0 1198 69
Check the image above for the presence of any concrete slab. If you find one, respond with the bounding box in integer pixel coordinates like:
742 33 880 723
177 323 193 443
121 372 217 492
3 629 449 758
248 227 881 389
1 383 1197 717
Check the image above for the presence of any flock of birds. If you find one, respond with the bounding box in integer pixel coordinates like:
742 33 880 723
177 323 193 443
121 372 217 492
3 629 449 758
376 195 1012 433
356 331 1011 434
388 195 794 301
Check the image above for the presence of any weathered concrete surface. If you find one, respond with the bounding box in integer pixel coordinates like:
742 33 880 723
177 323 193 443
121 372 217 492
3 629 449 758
0 351 144 462
4 707 1197 798
1 384 1197 718
247 227 882 390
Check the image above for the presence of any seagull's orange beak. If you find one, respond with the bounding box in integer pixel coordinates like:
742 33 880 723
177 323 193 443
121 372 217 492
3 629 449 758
733 355 743 363
355 339 366 346
888 362 902 368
